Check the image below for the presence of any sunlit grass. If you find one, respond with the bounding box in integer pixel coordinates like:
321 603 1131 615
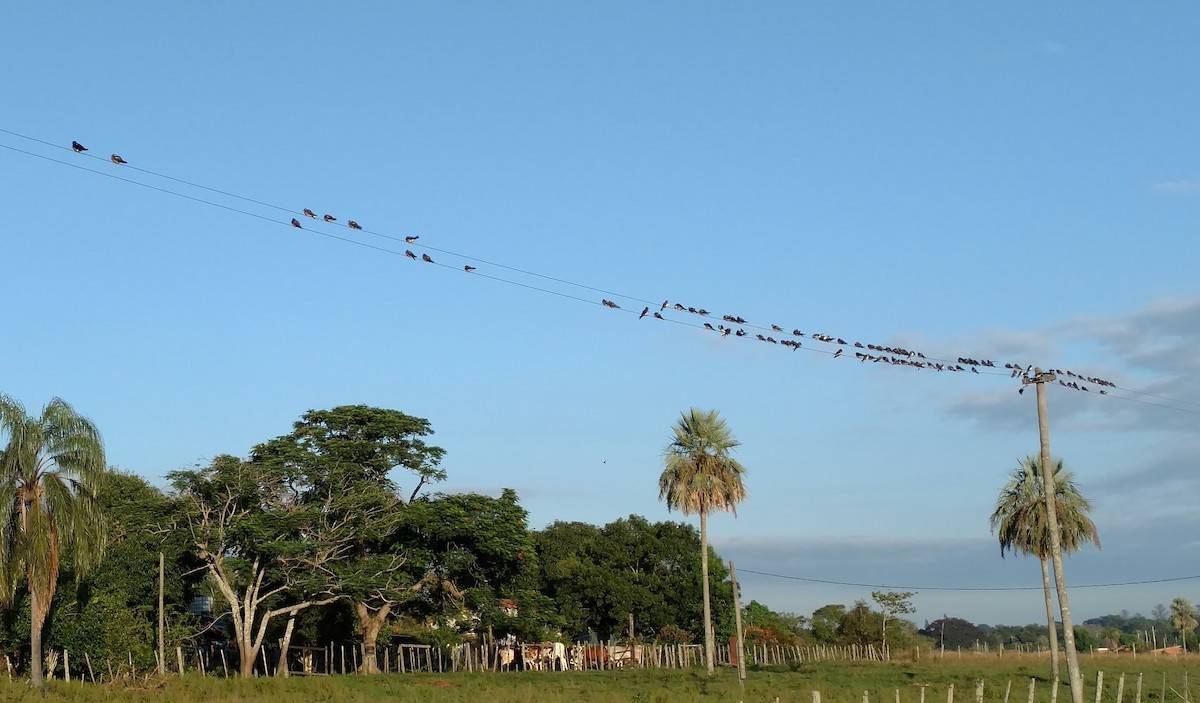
0 653 1193 702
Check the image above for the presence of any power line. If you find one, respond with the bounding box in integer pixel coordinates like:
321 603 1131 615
736 567 1200 592
2 128 1195 414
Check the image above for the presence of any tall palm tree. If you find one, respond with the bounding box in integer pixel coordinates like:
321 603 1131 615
0 396 106 688
990 456 1098 700
1170 597 1197 652
659 408 748 676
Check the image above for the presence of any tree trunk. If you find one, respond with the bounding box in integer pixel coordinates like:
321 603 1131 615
700 509 715 676
29 589 44 688
276 615 297 678
354 602 392 675
1041 557 1060 703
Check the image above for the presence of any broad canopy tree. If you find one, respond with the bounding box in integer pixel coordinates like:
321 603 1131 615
250 405 447 674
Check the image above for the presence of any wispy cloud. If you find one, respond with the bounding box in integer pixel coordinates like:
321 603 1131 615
939 294 1200 434
1037 41 1068 55
1152 180 1200 195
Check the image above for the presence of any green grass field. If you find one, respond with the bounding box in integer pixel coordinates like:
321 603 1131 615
1 654 1194 703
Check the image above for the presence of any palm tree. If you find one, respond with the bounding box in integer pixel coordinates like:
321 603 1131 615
659 408 748 675
0 395 106 688
990 456 1098 700
1170 598 1197 652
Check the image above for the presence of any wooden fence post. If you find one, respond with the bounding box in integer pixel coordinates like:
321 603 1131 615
976 679 985 703
948 683 955 703
1095 672 1104 703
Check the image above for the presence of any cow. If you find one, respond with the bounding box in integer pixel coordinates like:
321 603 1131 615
608 644 644 668
497 645 516 672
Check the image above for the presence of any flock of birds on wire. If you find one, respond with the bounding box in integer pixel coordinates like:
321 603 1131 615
66 137 1117 399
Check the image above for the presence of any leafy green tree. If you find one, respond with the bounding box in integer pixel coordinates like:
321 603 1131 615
871 590 916 657
534 516 732 642
742 600 809 646
810 604 847 644
659 408 748 675
1170 598 1197 651
838 600 883 648
990 456 1098 687
48 471 199 673
250 405 447 674
169 455 339 678
918 617 987 651
398 490 538 638
0 395 107 688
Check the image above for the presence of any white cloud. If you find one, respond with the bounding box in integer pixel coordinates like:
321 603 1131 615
1152 180 1200 195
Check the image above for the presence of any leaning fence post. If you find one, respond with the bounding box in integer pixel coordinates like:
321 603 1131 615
176 647 185 675
1117 673 1125 703
1028 679 1036 703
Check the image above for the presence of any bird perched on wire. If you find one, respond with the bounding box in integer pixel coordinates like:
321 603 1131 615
660 300 669 311
110 154 128 165
422 254 434 263
405 236 419 244
464 265 476 272
639 307 649 320
653 312 664 319
303 208 317 218
405 250 417 259
291 219 302 228
71 141 87 153
348 220 362 230
323 214 336 222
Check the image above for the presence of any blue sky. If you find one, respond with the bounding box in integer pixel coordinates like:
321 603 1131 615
3 3 1198 628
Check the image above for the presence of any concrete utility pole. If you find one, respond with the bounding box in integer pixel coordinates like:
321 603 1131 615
730 561 747 687
1025 369 1083 703
158 552 166 676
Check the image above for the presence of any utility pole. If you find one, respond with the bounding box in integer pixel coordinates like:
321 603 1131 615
1024 369 1083 703
730 561 746 690
158 551 166 676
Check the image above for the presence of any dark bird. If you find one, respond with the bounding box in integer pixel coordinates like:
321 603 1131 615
735 329 747 337
661 300 669 311
348 220 362 230
704 323 715 331
405 250 417 259
674 303 685 311
793 329 804 337
464 265 476 272
687 307 697 314
639 307 649 320
422 254 434 263
837 339 847 345
854 342 864 348
972 367 979 374
405 236 419 244
654 312 664 320
110 154 127 165
290 218 302 228
1018 387 1025 395
697 309 709 316
303 209 317 218
772 324 783 332
323 215 336 222
601 299 620 309
71 141 87 153
721 328 731 337
833 349 843 359
756 334 766 342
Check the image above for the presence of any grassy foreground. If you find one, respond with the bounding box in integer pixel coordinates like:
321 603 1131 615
1 654 1193 703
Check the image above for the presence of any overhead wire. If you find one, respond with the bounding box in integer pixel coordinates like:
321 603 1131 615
2 127 1196 415
736 567 1200 592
